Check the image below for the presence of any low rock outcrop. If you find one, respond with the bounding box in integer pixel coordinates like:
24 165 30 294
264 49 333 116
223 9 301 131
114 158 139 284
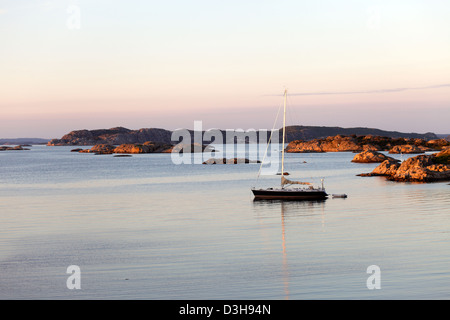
287 134 450 153
75 142 214 155
388 145 426 154
142 141 176 153
361 144 382 151
389 155 449 182
372 159 401 176
437 146 450 155
427 139 450 148
114 143 162 154
286 135 362 153
351 150 397 163
0 145 30 151
79 144 117 154
358 149 449 182
202 158 261 164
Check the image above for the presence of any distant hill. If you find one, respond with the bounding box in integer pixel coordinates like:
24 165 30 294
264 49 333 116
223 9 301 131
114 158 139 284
0 138 49 145
47 127 172 146
47 126 438 146
283 126 438 142
435 134 450 141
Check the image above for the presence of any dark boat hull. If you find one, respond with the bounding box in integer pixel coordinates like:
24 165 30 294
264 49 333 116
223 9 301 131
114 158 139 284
252 188 328 200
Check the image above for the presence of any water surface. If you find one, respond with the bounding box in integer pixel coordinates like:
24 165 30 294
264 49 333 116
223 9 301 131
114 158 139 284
0 145 449 299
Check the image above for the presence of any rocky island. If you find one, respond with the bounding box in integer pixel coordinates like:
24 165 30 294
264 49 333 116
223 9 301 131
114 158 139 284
76 142 214 155
47 126 442 146
388 145 430 154
47 127 173 146
0 145 30 151
45 127 449 179
202 158 261 164
351 150 397 163
286 135 449 153
358 147 450 182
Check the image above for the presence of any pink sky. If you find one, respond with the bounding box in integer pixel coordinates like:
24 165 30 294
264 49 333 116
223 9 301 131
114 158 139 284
1 1 449 138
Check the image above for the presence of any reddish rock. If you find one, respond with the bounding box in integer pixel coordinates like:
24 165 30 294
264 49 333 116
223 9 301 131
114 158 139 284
359 151 450 182
436 146 450 157
91 144 116 154
427 139 450 150
388 145 424 154
142 141 174 153
114 144 152 154
371 159 401 176
362 144 382 151
389 154 449 182
286 135 362 153
0 145 29 151
351 150 397 163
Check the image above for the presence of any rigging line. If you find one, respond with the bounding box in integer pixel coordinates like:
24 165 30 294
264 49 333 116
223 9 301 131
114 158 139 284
256 100 283 181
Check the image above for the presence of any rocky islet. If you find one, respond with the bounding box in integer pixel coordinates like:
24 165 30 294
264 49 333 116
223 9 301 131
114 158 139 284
357 147 450 182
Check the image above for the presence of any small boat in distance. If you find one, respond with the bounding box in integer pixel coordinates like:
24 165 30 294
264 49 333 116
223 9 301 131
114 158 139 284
332 194 348 199
251 90 328 200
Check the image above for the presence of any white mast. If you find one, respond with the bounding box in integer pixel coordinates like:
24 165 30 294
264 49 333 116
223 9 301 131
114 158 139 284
281 89 287 187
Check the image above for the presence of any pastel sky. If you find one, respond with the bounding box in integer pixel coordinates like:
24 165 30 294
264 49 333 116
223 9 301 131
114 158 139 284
1 0 449 138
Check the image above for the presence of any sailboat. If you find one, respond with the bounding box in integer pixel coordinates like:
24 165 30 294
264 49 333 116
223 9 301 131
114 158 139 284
251 89 328 200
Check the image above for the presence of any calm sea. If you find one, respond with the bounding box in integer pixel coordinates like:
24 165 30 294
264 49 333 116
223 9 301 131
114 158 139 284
0 144 449 300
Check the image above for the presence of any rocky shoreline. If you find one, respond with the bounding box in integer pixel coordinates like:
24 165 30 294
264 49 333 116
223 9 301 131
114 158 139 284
47 126 443 146
74 142 214 155
286 135 449 153
4 131 449 182
356 148 450 182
